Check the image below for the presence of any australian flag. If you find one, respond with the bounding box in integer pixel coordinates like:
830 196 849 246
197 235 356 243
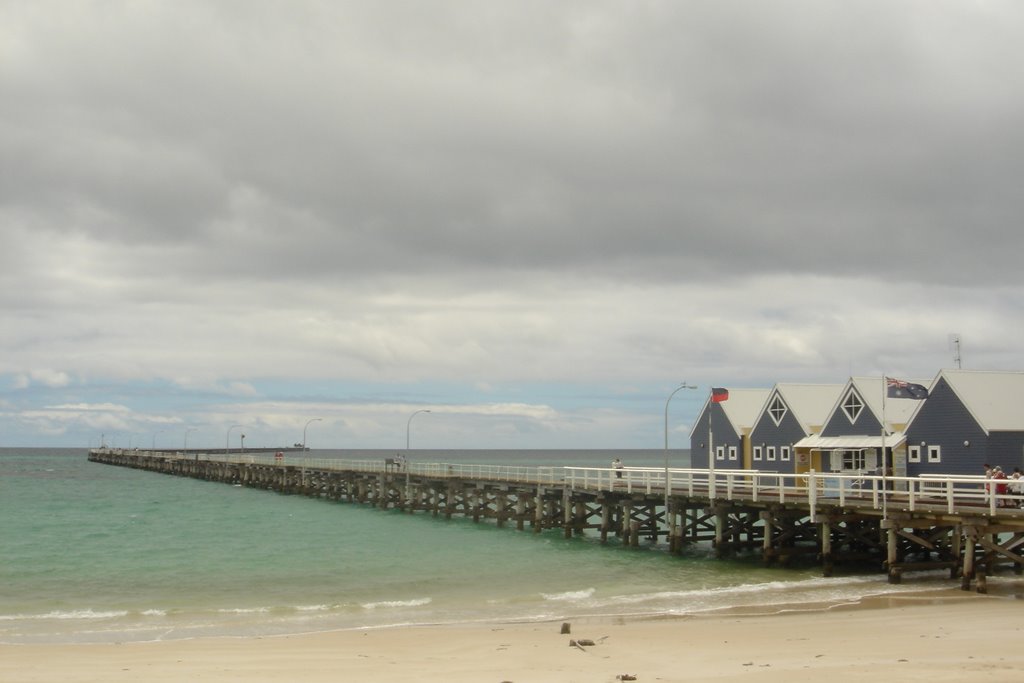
886 377 929 400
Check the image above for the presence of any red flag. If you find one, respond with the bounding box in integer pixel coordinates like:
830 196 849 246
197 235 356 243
711 387 729 403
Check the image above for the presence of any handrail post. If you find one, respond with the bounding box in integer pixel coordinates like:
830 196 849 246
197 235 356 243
807 470 817 522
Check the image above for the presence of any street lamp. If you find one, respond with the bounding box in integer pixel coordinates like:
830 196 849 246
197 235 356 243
302 418 322 450
184 428 197 450
406 409 431 450
226 424 243 456
664 382 698 510
152 430 165 450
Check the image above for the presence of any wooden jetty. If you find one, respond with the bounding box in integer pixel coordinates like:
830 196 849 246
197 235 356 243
87 449 1024 592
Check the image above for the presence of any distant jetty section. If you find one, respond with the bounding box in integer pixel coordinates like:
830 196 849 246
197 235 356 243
88 448 1024 592
98 446 308 457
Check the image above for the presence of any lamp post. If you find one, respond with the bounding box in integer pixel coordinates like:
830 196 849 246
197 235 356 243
184 428 197 450
302 418 322 450
406 409 431 450
664 382 698 511
152 430 165 451
226 424 243 457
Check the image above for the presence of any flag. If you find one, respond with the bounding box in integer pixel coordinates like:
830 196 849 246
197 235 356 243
886 377 928 400
711 387 729 403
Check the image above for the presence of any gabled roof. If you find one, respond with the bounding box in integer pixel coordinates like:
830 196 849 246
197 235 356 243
690 388 771 437
841 376 932 428
763 383 845 434
937 369 1024 432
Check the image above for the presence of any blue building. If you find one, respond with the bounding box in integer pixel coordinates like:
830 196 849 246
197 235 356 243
904 369 1024 476
746 383 844 473
792 377 929 478
689 389 770 470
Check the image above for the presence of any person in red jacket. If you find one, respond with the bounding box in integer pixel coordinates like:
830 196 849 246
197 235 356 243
992 466 1009 506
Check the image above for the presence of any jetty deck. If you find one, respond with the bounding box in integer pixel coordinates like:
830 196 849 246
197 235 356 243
88 449 1024 592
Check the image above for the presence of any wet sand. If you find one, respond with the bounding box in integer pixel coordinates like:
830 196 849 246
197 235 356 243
2 592 1021 682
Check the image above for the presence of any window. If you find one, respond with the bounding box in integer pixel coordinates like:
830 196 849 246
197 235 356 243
928 445 941 463
716 446 725 461
768 395 787 426
908 445 921 463
767 446 777 461
780 446 791 461
728 446 738 461
831 449 877 472
753 446 763 461
842 451 867 470
842 390 864 423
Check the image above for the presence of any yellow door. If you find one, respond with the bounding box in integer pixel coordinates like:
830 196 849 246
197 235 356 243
795 448 818 474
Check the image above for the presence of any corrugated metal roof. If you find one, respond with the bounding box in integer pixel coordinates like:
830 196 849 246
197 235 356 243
795 433 907 450
940 369 1024 432
847 376 932 427
689 388 771 438
719 388 772 431
771 383 845 433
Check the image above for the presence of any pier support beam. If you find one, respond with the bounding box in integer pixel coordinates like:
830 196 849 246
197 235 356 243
820 520 833 577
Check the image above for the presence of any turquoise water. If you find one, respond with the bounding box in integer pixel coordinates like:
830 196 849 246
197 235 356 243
1 448 962 644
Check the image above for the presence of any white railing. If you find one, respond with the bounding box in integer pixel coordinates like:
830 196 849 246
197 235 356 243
562 466 1024 517
92 449 1024 517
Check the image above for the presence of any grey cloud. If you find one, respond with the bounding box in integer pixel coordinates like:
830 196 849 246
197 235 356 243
3 2 1024 386
6 2 1023 291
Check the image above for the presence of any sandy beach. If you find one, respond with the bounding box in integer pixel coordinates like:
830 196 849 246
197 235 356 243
2 591 1021 683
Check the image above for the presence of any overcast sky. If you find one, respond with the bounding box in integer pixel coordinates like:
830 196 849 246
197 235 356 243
3 1 1023 450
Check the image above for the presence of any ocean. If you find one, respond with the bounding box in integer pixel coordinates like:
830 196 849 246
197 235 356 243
0 447 984 644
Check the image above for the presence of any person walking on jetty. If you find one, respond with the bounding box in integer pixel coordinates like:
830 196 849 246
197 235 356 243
612 458 624 479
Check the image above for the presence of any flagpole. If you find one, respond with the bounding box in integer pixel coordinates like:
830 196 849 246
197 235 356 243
706 388 728 501
881 375 888 521
708 403 715 500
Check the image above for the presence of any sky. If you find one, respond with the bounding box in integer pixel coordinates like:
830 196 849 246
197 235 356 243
2 1 1023 450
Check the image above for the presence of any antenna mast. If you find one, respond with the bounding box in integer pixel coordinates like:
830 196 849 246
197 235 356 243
950 333 962 369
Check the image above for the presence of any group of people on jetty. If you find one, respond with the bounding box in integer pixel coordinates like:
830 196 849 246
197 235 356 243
984 463 1024 507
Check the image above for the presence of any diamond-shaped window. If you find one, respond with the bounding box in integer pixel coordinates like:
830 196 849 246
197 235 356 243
768 395 787 426
842 390 863 423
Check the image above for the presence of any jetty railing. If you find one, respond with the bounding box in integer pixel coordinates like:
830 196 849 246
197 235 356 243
561 466 1022 517
94 449 1023 516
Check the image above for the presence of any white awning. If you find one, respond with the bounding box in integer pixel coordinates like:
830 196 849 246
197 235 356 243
793 432 906 450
